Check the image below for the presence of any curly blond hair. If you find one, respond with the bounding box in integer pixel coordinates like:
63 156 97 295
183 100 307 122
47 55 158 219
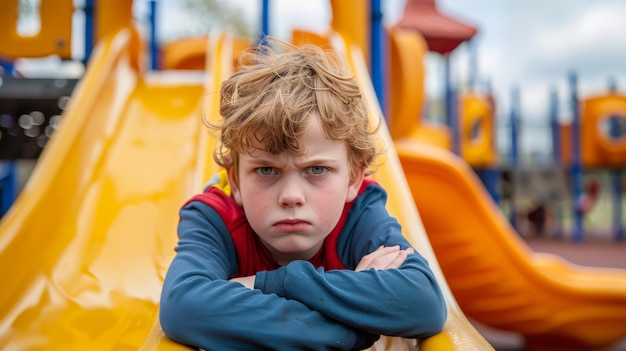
211 37 381 182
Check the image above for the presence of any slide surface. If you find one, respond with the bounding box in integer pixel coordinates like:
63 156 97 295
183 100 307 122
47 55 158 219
396 139 626 351
0 28 214 349
0 28 491 350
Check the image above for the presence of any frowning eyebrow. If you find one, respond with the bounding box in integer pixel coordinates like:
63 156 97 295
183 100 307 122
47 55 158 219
243 154 341 168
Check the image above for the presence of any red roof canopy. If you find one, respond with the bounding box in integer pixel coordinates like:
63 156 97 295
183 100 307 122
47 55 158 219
396 0 477 55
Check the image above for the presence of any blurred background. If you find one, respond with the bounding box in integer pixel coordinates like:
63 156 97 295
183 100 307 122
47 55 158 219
12 0 626 163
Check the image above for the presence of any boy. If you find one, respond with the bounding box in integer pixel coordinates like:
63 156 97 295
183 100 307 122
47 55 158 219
159 38 446 350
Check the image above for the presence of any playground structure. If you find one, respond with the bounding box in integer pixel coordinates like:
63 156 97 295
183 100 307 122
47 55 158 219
0 1 491 350
493 74 626 242
387 2 626 349
392 2 625 243
0 1 625 350
558 77 626 241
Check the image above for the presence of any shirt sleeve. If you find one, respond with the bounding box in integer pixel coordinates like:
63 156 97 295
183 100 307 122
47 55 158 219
254 183 447 339
159 201 379 351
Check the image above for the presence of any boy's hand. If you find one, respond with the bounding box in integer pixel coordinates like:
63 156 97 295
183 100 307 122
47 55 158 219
230 275 256 289
355 245 415 272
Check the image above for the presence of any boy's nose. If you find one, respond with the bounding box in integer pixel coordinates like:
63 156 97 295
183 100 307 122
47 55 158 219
278 175 305 208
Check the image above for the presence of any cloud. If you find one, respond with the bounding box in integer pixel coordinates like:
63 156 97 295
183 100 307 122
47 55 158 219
529 2 626 88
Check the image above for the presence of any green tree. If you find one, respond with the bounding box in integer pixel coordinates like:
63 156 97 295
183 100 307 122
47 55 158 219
176 0 256 41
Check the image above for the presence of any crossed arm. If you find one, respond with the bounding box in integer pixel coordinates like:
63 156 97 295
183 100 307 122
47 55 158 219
160 199 446 350
231 245 415 288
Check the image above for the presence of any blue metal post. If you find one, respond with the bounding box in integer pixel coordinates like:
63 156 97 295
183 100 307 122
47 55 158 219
468 39 477 91
260 0 270 43
0 161 18 217
569 71 584 242
0 59 15 76
370 0 386 118
607 78 623 241
510 87 520 167
549 88 561 164
480 169 500 204
84 0 95 64
612 170 624 241
444 54 459 154
549 87 563 238
509 86 520 228
149 0 159 70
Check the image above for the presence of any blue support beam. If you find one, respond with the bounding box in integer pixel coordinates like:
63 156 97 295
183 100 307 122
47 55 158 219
370 0 386 117
569 71 584 242
149 0 159 70
0 161 18 217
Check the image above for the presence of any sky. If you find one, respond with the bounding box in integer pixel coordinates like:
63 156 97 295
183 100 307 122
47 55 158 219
15 0 626 160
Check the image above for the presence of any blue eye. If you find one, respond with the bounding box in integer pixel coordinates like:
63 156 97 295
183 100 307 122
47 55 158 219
307 166 328 175
255 167 276 176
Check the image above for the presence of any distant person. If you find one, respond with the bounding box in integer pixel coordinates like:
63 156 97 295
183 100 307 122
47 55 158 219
526 202 547 236
159 37 447 350
575 179 600 216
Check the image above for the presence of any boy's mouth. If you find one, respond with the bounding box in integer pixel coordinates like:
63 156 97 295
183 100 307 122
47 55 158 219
273 219 310 232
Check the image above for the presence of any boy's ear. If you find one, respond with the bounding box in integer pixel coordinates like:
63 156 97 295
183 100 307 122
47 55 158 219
228 167 243 205
346 168 366 203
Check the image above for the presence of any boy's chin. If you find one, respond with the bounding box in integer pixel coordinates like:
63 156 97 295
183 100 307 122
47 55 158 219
267 239 323 262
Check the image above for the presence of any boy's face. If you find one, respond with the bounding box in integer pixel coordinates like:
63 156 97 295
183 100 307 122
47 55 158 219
229 114 365 266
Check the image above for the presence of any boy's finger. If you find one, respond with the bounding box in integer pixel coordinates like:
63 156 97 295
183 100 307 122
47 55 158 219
355 246 414 271
370 248 414 270
368 245 400 258
386 250 410 270
356 249 393 271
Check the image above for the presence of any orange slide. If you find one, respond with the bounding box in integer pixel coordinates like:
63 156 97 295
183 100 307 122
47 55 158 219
396 139 626 351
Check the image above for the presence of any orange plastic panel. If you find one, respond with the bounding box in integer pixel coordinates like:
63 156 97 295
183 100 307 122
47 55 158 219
0 0 72 59
387 28 452 150
291 29 332 48
329 0 369 65
95 0 133 45
160 36 250 71
559 122 572 165
388 28 427 140
458 93 496 167
581 94 626 167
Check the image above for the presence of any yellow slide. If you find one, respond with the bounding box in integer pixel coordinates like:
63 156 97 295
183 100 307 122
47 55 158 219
0 27 218 349
0 27 491 350
396 139 626 351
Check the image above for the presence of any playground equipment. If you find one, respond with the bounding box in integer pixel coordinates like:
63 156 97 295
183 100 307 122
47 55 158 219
393 0 501 202
554 74 624 241
0 0 493 350
388 1 626 350
458 93 497 168
0 0 73 59
387 28 452 150
396 140 626 351
396 0 478 155
0 0 76 214
395 0 477 56
575 80 625 241
560 90 626 168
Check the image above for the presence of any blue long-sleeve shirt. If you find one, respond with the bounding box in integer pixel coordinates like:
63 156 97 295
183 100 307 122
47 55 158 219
160 179 446 350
